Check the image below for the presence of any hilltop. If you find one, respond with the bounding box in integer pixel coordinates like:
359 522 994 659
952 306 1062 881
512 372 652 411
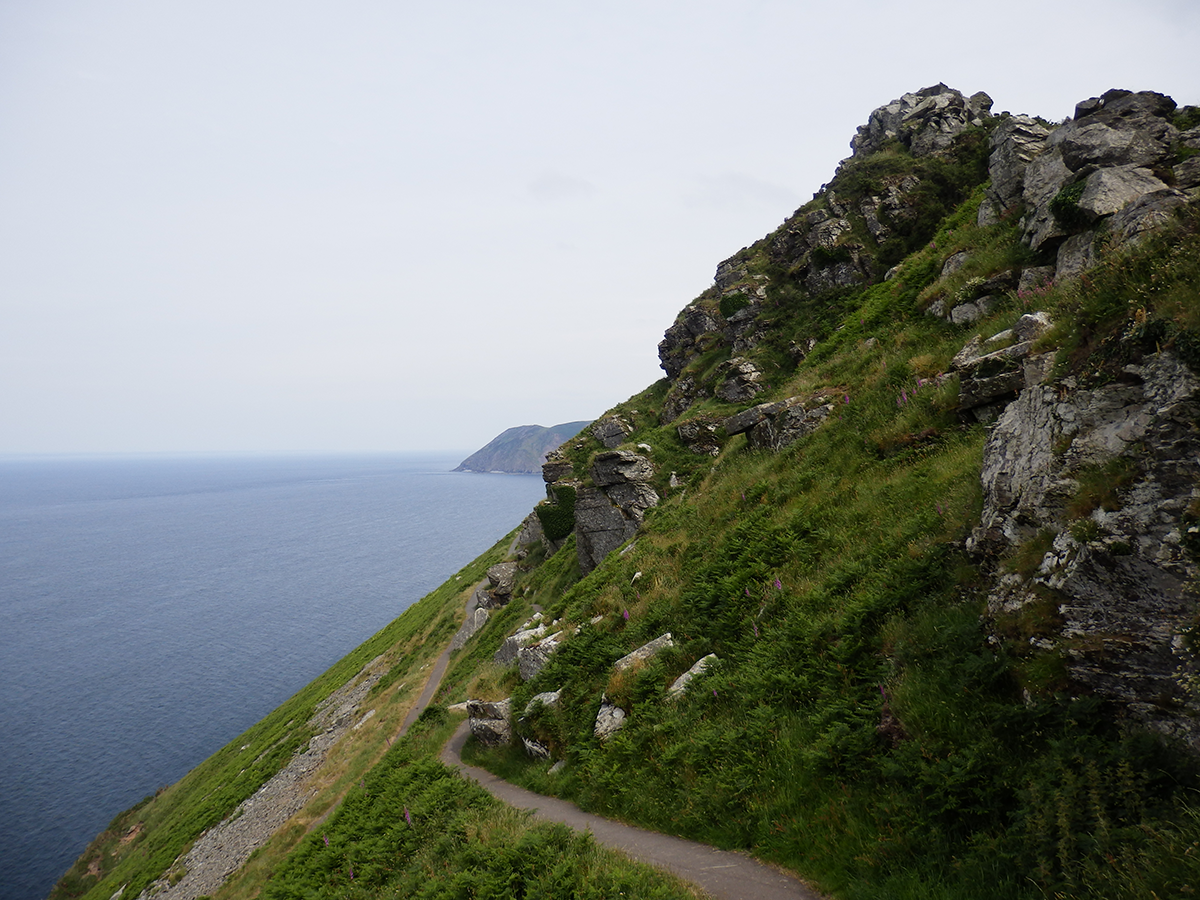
454 421 592 474
55 85 1200 900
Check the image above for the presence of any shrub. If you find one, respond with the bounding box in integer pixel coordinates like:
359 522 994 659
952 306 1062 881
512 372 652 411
536 484 577 541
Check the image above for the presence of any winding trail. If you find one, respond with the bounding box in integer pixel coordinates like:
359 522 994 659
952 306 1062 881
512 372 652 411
405 576 827 900
439 722 825 900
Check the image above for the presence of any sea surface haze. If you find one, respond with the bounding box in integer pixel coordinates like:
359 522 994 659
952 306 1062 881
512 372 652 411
0 453 545 900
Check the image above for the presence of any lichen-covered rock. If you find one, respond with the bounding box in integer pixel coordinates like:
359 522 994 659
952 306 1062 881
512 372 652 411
661 375 700 423
850 83 992 158
485 562 517 600
970 351 1200 748
494 623 547 666
613 633 674 672
677 416 723 456
594 694 627 741
574 487 640 574
1018 90 1181 256
449 607 490 652
523 689 562 716
467 699 512 747
667 654 718 698
521 736 551 760
658 305 723 380
518 632 563 681
747 403 833 451
980 115 1052 224
592 416 632 449
590 450 654 486
714 357 764 402
576 452 660 574
953 314 1054 421
541 453 573 485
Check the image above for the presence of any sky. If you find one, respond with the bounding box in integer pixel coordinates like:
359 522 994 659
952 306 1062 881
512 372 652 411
1 0 1197 455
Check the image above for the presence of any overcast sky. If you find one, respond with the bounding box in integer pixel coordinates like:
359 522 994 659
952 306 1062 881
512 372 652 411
2 0 1197 455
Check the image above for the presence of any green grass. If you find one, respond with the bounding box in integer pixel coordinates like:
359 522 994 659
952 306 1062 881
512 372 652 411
260 714 706 900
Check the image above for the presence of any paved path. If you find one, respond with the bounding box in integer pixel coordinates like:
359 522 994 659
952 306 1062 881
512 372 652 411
439 722 826 900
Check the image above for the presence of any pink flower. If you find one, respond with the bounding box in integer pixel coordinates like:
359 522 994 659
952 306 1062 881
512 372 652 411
623 608 629 621
404 806 412 825
774 578 782 590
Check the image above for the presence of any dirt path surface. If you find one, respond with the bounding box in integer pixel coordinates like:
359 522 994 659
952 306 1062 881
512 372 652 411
439 722 826 900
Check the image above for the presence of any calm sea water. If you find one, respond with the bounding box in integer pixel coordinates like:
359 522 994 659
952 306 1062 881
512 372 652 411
0 454 545 900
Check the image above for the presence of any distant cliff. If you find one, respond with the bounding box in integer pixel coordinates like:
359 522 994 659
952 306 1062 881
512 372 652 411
454 421 591 474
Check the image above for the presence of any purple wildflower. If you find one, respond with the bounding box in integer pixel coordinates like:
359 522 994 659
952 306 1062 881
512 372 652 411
774 577 782 591
404 806 412 825
324 834 329 847
623 608 630 621
844 394 850 404
753 623 759 637
349 866 354 880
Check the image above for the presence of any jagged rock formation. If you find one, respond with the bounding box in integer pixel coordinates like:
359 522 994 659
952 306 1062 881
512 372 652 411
575 450 659 574
969 351 1200 746
467 699 513 747
850 83 993 157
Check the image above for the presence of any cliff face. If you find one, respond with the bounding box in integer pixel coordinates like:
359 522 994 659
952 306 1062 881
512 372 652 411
58 85 1200 900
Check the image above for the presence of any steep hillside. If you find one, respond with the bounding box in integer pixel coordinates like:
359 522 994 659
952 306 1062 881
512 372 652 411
56 85 1200 900
454 421 592 474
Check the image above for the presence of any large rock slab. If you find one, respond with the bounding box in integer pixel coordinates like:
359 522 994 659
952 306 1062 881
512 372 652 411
494 621 547 666
467 699 512 747
970 351 1200 748
449 607 490 652
591 416 632 449
1076 165 1170 222
667 654 718 698
517 632 563 681
594 694 627 741
613 633 675 672
575 487 641 574
591 450 654 486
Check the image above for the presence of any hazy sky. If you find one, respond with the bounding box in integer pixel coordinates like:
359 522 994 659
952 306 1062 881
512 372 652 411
2 1 1197 454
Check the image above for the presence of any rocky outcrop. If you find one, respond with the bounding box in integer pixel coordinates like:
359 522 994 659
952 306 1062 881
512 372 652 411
467 699 513 747
677 416 723 456
714 357 765 402
449 606 490 651
951 313 1054 423
594 694 627 741
722 396 833 450
850 84 992 158
480 562 517 608
658 305 723 381
969 351 1200 747
592 416 633 449
494 618 547 666
1016 90 1186 255
576 451 659 574
613 633 675 672
518 631 563 681
979 115 1053 225
668 654 718 698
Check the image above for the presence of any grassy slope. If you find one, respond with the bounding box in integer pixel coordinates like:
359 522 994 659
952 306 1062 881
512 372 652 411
459 192 1200 898
55 123 1200 900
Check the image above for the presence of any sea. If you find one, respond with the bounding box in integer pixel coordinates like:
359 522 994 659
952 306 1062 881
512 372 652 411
0 453 546 900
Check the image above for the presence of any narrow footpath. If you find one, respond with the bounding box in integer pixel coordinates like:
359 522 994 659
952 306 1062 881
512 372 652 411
407 579 827 900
